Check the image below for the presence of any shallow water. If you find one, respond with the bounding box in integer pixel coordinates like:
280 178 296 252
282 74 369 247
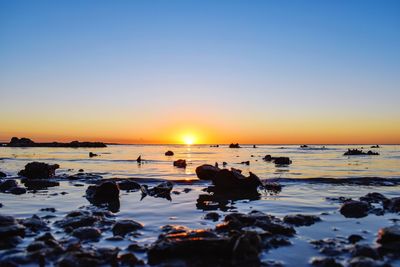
0 144 399 266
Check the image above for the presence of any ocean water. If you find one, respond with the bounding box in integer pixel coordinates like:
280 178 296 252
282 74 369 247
0 144 399 266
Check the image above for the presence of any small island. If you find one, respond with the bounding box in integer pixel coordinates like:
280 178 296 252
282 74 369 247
4 137 107 148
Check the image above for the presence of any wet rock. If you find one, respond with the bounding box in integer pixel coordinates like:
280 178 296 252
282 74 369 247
351 244 380 260
119 253 143 266
173 159 187 168
310 257 343 267
195 164 220 180
72 227 101 240
241 161 250 165
283 214 321 226
344 149 379 156
57 245 118 267
371 145 380 148
18 162 59 179
310 238 348 256
0 171 7 178
136 155 141 163
0 214 25 249
204 212 220 221
165 150 174 156
141 181 173 200
9 187 26 195
112 220 143 237
348 257 382 267
359 192 388 203
21 179 59 189
348 234 363 244
273 157 292 165
263 182 282 194
86 181 119 203
40 207 56 212
339 200 370 218
384 197 400 212
263 155 273 161
209 168 262 195
20 215 49 232
89 152 98 157
117 180 141 191
54 211 98 229
377 225 400 255
0 180 18 192
229 143 241 148
148 228 261 266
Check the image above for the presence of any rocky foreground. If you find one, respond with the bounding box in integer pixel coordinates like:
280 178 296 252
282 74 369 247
0 161 399 266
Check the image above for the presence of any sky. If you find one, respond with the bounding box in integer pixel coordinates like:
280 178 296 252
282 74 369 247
1 0 399 144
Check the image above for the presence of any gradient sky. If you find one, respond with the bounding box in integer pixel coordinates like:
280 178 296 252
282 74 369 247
1 0 399 144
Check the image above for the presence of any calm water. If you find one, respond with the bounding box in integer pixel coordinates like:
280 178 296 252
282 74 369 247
0 144 399 266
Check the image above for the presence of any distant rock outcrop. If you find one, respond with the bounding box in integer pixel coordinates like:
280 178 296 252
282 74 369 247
7 137 106 148
229 143 240 148
344 149 379 156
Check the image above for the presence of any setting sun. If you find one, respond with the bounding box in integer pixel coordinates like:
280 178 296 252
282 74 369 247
182 134 196 145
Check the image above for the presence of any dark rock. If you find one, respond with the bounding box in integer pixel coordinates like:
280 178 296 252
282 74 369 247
119 253 142 266
173 159 187 168
89 152 98 157
165 150 174 156
8 137 35 147
310 257 343 267
210 169 262 195
19 215 49 232
344 149 379 156
136 155 141 163
18 162 59 179
78 169 84 172
384 197 400 212
273 157 292 165
9 187 26 195
112 220 143 237
359 192 388 203
229 143 241 148
21 179 59 189
348 257 381 267
117 180 141 191
72 227 101 240
195 164 220 180
86 181 119 203
141 181 173 200
241 161 250 165
371 145 380 148
263 155 273 161
40 207 56 212
283 214 321 226
7 137 107 148
263 182 282 194
0 172 6 178
351 244 380 260
54 211 98 229
204 212 220 221
300 145 309 148
340 200 370 218
57 246 118 267
348 234 363 244
0 215 25 249
377 225 400 253
0 180 18 191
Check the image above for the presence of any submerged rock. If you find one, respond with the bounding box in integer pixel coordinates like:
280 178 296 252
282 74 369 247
54 211 98 230
141 181 173 200
117 180 141 191
204 212 220 222
0 172 7 178
263 155 292 165
283 214 321 226
173 159 187 168
9 187 27 195
112 220 143 237
72 227 101 240
21 179 59 189
165 150 174 156
344 149 379 156
340 200 370 218
18 162 59 179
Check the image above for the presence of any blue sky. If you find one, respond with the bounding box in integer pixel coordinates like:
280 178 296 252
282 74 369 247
1 0 399 143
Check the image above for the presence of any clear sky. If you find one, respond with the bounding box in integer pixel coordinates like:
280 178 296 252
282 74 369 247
1 0 399 144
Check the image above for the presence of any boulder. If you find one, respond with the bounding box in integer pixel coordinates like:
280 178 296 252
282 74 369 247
86 181 120 203
283 214 321 226
89 152 98 157
195 164 220 180
21 179 59 189
211 169 262 194
340 200 370 218
0 179 18 191
117 180 141 191
165 150 174 156
229 143 240 148
72 227 101 240
273 157 292 165
384 197 400 212
141 181 173 200
173 159 187 168
0 172 6 178
9 187 27 195
18 162 59 179
112 220 143 237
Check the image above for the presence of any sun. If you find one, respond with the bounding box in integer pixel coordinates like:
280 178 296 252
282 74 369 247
182 134 196 145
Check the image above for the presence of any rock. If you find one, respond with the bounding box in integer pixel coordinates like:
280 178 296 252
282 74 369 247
86 181 120 203
300 145 309 148
173 159 187 168
339 200 370 218
210 169 262 195
204 212 220 221
19 215 49 232
384 197 400 212
344 149 379 156
8 137 35 147
263 155 273 161
229 143 240 148
21 179 59 189
112 220 143 236
136 155 141 163
18 162 59 179
263 182 282 194
0 179 18 191
377 225 400 250
273 157 292 165
9 187 26 195
371 145 380 148
241 161 250 165
89 152 98 157
72 227 101 240
40 207 56 212
359 192 388 203
7 137 107 148
351 244 380 259
141 181 173 200
54 211 98 229
195 164 220 180
119 253 143 266
283 214 321 226
117 180 141 191
165 150 174 156
348 234 363 244
57 246 118 267
348 257 381 267
310 257 343 267
0 215 25 249
0 172 6 178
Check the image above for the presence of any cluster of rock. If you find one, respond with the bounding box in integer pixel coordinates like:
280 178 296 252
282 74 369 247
338 192 400 218
0 179 26 195
344 149 379 156
229 143 241 148
18 162 60 190
7 137 106 148
263 155 292 165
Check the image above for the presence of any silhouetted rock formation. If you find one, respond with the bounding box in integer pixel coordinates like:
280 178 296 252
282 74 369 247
229 143 240 148
7 137 106 148
263 155 292 165
18 162 59 179
141 181 173 200
86 181 120 204
344 149 379 156
165 150 174 156
173 159 187 168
